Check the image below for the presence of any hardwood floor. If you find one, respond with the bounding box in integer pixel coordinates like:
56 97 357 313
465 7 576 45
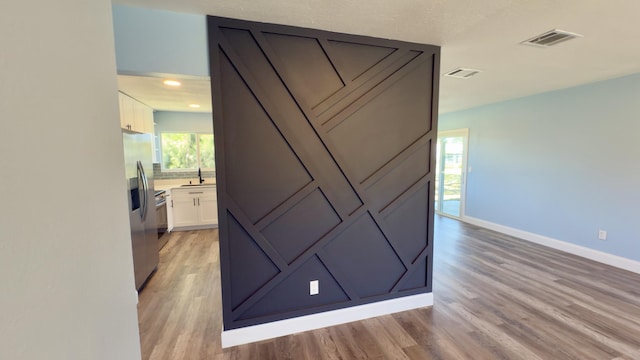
137 217 640 359
137 230 222 359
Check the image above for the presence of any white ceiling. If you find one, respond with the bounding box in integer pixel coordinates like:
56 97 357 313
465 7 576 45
117 75 212 112
114 0 640 114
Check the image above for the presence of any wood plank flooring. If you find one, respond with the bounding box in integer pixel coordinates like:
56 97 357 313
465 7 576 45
137 216 640 359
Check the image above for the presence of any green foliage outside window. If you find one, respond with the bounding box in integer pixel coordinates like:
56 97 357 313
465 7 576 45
198 134 215 169
161 132 215 170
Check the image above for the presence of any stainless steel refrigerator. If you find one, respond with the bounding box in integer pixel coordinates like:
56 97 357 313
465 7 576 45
123 131 158 290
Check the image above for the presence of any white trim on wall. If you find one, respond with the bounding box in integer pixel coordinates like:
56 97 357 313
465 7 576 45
462 216 640 275
221 292 433 348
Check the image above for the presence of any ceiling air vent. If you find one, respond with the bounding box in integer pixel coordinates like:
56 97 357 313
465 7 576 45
444 68 481 79
521 29 582 48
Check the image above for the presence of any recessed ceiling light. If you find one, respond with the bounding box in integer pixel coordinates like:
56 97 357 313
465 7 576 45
189 104 201 108
163 79 181 87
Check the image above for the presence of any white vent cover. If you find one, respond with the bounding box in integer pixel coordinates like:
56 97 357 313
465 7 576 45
444 68 482 79
521 29 583 48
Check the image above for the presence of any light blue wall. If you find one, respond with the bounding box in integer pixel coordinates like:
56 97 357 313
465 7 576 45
440 73 640 261
112 5 208 76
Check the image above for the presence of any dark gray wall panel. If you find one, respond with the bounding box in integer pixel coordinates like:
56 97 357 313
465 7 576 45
228 213 280 309
398 257 428 291
209 16 439 330
219 27 362 216
219 53 312 223
325 61 433 183
264 33 345 108
365 141 430 212
326 40 396 82
323 214 406 298
382 184 430 263
262 189 340 264
238 256 349 320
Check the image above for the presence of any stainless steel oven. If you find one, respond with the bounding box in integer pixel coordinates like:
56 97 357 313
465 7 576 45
155 190 169 249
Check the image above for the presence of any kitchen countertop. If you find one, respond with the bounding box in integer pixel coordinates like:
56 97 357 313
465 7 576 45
154 178 216 192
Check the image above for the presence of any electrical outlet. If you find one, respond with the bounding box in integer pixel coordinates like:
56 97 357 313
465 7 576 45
598 230 607 241
309 280 319 295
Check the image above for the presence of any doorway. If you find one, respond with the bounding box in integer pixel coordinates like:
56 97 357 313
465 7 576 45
435 129 468 218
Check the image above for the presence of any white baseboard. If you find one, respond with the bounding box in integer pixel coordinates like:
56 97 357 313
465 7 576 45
462 216 640 275
171 223 218 231
221 292 433 348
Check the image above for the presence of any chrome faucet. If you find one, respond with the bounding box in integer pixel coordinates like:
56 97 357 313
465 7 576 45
198 167 205 184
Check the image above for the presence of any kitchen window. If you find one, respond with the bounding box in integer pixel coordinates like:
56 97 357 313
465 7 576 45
160 132 214 170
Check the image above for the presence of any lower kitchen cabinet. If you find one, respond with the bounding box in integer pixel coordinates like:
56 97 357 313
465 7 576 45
198 192 218 224
170 186 218 230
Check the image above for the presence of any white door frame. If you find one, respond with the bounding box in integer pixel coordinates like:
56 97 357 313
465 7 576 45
436 128 469 219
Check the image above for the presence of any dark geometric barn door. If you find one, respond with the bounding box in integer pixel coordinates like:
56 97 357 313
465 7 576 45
208 16 440 330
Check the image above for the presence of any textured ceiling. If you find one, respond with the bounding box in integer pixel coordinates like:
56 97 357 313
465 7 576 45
114 0 640 113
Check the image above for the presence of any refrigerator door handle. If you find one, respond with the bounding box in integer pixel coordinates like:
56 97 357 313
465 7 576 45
137 161 148 220
143 165 150 217
142 161 149 219
137 161 143 219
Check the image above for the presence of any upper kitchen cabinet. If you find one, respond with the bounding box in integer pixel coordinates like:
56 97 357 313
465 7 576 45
119 92 154 134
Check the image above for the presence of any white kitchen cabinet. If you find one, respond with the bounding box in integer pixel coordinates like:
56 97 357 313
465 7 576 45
118 92 154 134
199 192 218 224
119 92 137 131
170 186 218 230
136 99 154 134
